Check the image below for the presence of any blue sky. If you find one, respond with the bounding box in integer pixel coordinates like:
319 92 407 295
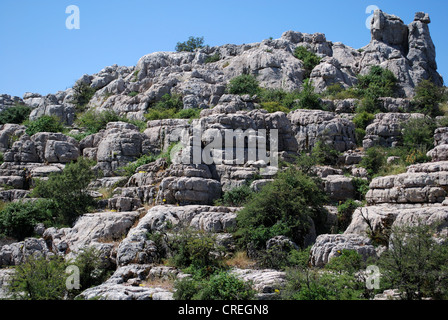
1 0 447 98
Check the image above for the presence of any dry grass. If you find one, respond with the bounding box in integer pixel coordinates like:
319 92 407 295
225 251 256 269
98 187 115 199
142 276 175 291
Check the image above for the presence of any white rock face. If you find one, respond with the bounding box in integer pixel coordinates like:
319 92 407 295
310 234 377 267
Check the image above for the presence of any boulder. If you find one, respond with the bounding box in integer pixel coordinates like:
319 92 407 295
310 234 377 267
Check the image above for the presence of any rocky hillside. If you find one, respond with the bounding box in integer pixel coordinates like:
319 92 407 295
0 10 447 301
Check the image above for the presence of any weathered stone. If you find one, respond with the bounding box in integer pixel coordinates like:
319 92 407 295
310 234 377 267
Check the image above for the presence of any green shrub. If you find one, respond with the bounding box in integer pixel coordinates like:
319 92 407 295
173 277 203 300
356 66 398 99
72 247 111 293
174 108 201 119
31 157 97 226
144 93 197 121
215 184 254 207
311 139 341 165
118 153 158 177
353 111 375 130
168 228 225 275
173 271 255 300
294 79 323 110
337 200 360 232
378 222 448 300
325 249 366 274
294 46 322 79
76 110 121 134
128 91 139 97
402 117 436 151
359 147 386 177
259 101 290 113
144 108 177 121
194 272 256 300
281 268 365 300
352 111 375 144
235 166 328 249
175 36 205 52
227 74 260 96
71 82 96 112
0 199 54 241
352 178 370 201
205 53 221 64
7 255 68 300
25 115 65 136
0 104 32 125
258 88 303 110
411 79 446 117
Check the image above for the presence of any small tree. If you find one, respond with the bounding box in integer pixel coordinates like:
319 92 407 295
25 115 64 136
294 46 322 79
0 104 32 125
412 79 446 117
175 36 205 52
227 74 260 96
31 157 97 226
71 82 96 112
0 200 54 241
8 255 68 300
378 222 448 300
235 166 328 249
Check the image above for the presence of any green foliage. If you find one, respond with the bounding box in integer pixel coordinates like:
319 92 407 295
128 91 139 97
378 222 448 300
215 184 254 207
352 111 375 130
356 66 398 99
294 79 323 110
359 147 386 177
227 74 260 96
401 117 436 151
352 178 370 201
31 157 97 226
71 82 96 112
175 36 205 52
0 200 54 241
337 200 360 232
323 85 359 100
281 268 366 300
195 272 256 300
72 247 111 293
205 53 221 64
0 104 32 125
119 153 158 177
311 139 341 166
174 108 201 120
259 101 290 113
24 115 65 136
258 89 303 112
7 255 68 300
352 111 375 144
173 271 255 300
235 166 327 249
76 110 122 134
325 249 366 274
144 93 200 121
168 228 225 275
411 79 446 117
294 46 322 79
